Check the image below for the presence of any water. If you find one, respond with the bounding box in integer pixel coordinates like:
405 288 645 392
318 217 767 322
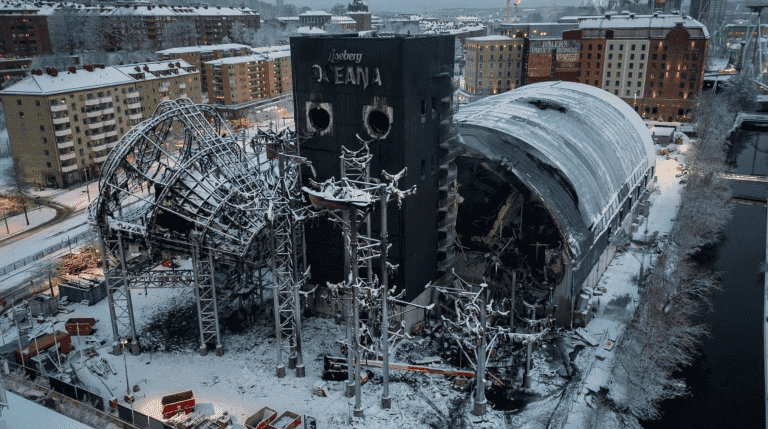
644 130 766 428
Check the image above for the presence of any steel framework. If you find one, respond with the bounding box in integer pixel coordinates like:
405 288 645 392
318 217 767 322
90 99 305 359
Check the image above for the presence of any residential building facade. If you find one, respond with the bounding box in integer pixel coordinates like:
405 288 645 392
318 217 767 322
577 13 709 121
204 47 292 122
463 36 525 100
0 1 260 57
0 60 202 187
157 43 253 95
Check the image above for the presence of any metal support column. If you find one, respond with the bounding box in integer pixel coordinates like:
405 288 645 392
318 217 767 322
473 285 487 416
192 247 207 356
380 184 391 409
116 232 140 355
351 213 363 418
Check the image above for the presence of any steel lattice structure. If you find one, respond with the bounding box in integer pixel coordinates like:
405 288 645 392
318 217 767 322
89 98 306 359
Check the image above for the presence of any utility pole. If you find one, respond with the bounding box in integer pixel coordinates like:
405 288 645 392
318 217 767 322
473 284 488 416
350 212 363 418
380 184 391 410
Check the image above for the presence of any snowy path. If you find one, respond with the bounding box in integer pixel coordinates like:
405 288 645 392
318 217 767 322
0 392 93 429
0 207 57 238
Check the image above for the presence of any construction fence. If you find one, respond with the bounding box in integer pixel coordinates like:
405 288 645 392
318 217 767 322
0 230 93 277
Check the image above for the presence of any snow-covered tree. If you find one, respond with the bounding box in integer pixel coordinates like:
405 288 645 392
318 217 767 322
161 20 200 49
330 3 347 15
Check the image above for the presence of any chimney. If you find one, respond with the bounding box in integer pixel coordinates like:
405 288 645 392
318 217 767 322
169 62 175 68
32 69 42 75
175 62 181 67
68 66 76 73
143 65 150 72
605 13 611 19
119 62 124 65
84 64 94 72
134 66 140 72
97 64 105 69
46 67 58 77
630 13 636 19
653 12 659 18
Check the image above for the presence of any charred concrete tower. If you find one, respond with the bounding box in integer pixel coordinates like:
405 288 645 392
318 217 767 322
290 34 455 299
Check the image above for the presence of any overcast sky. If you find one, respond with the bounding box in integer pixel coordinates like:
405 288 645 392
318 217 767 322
293 0 582 14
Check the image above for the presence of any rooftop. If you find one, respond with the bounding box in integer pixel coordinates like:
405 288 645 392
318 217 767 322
156 44 252 55
0 59 197 95
0 1 258 17
466 35 512 42
205 54 267 66
300 10 331 16
577 13 708 34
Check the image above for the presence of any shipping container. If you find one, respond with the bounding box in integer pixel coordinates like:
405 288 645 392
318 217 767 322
245 407 277 429
161 390 195 419
14 331 72 366
64 318 97 336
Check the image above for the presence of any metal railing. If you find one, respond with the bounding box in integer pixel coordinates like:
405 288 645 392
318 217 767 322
0 230 93 277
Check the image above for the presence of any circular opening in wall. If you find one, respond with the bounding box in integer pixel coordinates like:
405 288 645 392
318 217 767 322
308 107 330 131
367 110 390 136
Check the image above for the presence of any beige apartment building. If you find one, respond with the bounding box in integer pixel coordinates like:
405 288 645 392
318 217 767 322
0 60 201 187
204 47 292 122
462 36 525 103
156 43 253 95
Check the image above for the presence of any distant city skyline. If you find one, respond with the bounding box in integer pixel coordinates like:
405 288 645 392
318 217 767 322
288 0 583 14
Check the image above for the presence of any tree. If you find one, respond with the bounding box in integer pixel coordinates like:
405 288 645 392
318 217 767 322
6 157 29 225
330 3 347 15
161 20 200 49
719 68 758 113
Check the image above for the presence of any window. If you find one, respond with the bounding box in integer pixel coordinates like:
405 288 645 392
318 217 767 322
39 125 44 131
640 54 645 60
626 90 630 96
608 53 613 60
420 160 426 181
479 55 483 62
617 72 621 78
44 150 49 155
35 100 40 106
631 44 636 51
421 99 426 115
638 73 643 79
607 71 611 77
594 80 598 85
86 93 93 100
629 63 634 69
21 125 26 131
609 44 614 50
637 81 642 87
18 112 24 118
77 137 81 144
588 44 593 50
46 162 52 168
618 54 623 60
615 81 619 86
606 80 610 86
619 44 624 51
478 72 482 78
658 82 663 88
597 53 601 59
42 137 47 143
76 126 80 133
661 54 666 60
588 53 592 59
641 44 646 50
628 72 633 78
652 107 658 114
630 54 635 60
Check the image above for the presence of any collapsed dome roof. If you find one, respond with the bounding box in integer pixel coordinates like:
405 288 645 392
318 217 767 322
455 81 654 257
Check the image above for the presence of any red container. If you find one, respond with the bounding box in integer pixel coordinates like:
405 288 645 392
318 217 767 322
64 318 96 336
161 390 195 419
245 407 277 429
266 411 301 429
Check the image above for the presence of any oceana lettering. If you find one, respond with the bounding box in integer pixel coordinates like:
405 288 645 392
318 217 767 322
327 49 363 64
312 64 382 89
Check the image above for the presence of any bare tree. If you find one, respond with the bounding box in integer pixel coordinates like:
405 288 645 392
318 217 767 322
48 9 90 55
6 157 29 225
161 20 200 49
330 3 347 15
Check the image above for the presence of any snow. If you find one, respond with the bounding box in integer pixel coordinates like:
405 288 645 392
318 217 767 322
297 27 327 35
0 207 57 237
156 44 252 55
0 157 12 194
300 11 332 16
205 54 267 66
1 60 197 96
0 392 93 429
466 35 512 42
578 14 709 38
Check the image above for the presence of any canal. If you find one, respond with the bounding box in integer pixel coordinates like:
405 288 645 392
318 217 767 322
643 129 766 429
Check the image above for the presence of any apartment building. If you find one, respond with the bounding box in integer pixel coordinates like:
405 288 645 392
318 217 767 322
0 1 260 57
0 57 32 84
463 36 525 102
577 13 709 121
0 1 54 57
0 60 201 187
204 47 292 122
157 43 252 95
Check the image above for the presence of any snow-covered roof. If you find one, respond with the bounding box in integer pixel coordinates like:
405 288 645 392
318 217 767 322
156 44 252 55
455 81 654 257
297 26 326 34
0 1 258 17
331 15 356 24
578 14 709 38
300 10 331 16
204 54 267 66
466 35 512 42
1 60 197 95
251 45 290 54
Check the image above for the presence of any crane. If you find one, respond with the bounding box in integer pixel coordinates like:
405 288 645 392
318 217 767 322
504 0 521 24
515 0 521 23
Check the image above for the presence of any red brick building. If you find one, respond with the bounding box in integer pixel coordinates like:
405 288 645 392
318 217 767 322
0 2 54 57
576 13 709 122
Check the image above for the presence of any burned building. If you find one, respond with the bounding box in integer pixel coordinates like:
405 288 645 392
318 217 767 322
291 34 456 300
453 81 654 326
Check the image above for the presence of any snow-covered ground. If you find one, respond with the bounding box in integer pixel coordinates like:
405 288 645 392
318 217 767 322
0 392 93 429
0 207 57 238
0 157 12 194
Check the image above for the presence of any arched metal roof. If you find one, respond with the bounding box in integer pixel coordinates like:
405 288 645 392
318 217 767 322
455 81 654 257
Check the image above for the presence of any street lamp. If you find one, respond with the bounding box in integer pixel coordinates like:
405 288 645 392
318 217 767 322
120 339 133 402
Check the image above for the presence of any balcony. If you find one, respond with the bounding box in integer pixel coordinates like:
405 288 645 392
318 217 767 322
158 86 169 92
92 143 109 152
103 119 116 127
126 102 141 109
107 141 119 148
50 104 67 112
128 113 143 120
179 83 186 89
105 130 118 138
160 96 169 102
88 121 104 130
84 96 112 106
54 128 72 137
86 110 102 118
59 152 76 161
52 116 70 125
61 164 79 173
94 155 109 163
126 92 140 98
90 132 106 141
56 140 74 150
